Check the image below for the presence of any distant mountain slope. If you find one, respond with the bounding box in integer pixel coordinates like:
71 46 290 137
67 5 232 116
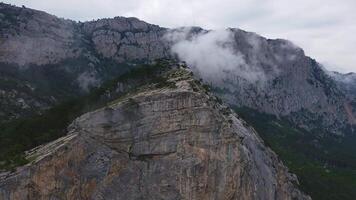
330 72 356 98
0 3 168 66
167 27 353 135
0 3 168 121
214 29 351 135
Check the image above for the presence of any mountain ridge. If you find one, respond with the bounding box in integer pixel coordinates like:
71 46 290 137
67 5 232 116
1 3 356 199
0 64 310 200
1 2 354 136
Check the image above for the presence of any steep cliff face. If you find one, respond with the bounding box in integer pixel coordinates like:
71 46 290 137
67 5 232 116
82 17 169 62
0 68 309 200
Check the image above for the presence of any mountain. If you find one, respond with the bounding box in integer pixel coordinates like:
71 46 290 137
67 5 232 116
173 28 356 199
0 64 310 200
167 28 353 135
1 2 356 199
0 3 168 122
1 3 354 136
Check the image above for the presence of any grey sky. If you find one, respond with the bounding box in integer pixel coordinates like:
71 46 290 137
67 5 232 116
4 0 356 73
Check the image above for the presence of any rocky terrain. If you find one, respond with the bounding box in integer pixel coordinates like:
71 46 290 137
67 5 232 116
0 3 168 121
0 67 309 200
1 2 354 136
1 3 356 199
196 29 352 134
0 3 168 66
166 27 354 135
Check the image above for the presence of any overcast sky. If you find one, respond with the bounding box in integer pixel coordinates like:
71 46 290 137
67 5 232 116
4 0 356 73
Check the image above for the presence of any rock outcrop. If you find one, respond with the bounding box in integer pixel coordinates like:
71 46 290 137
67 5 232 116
82 17 169 62
0 68 310 200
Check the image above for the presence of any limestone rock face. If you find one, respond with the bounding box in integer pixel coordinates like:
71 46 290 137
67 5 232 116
0 3 82 66
0 72 309 200
83 17 170 62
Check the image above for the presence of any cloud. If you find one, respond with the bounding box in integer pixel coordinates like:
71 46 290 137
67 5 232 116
4 0 356 73
77 71 100 92
165 28 267 85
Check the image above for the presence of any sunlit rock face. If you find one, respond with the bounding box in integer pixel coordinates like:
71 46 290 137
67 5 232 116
0 71 309 200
